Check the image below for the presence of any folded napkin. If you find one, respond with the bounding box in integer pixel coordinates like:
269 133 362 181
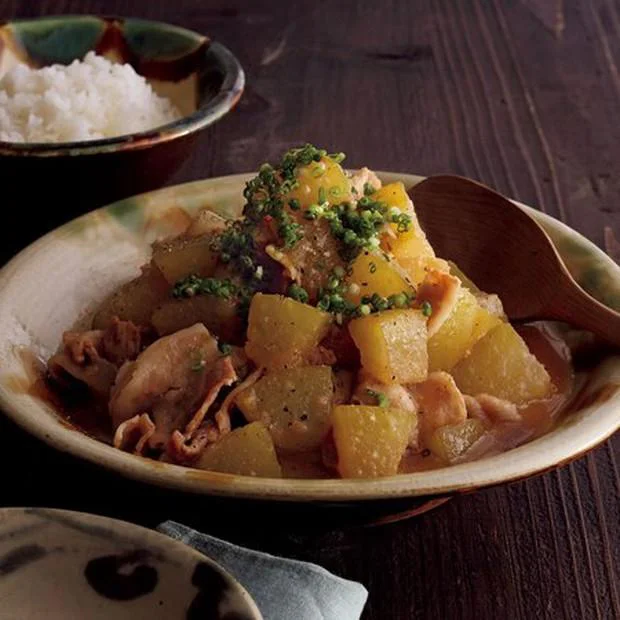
158 521 368 620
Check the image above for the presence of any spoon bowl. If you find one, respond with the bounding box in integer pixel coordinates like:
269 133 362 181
409 175 620 348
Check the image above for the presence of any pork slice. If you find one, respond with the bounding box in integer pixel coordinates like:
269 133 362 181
113 413 156 455
168 425 218 464
48 351 117 399
353 375 417 412
183 355 237 437
50 328 114 397
62 329 104 364
350 167 382 197
412 371 467 447
148 390 196 451
47 318 145 400
102 317 144 366
165 358 238 464
109 323 238 458
109 323 219 429
415 270 461 336
464 394 521 424
208 367 264 438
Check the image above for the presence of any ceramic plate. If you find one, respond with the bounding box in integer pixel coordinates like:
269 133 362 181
0 507 261 619
0 173 618 502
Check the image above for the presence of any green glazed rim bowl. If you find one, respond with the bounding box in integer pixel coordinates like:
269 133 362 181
0 15 245 156
0 172 618 503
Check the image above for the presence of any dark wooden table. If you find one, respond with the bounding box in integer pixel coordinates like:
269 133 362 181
1 1 619 618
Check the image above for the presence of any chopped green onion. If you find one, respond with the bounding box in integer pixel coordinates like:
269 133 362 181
287 283 310 304
358 304 371 316
363 182 376 196
218 342 233 356
311 164 325 178
329 152 346 163
343 230 358 245
327 275 340 290
366 388 389 407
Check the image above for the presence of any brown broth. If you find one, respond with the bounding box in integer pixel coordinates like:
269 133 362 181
516 323 574 438
6 348 113 444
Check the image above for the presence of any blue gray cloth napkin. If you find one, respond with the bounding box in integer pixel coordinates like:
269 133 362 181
158 521 368 620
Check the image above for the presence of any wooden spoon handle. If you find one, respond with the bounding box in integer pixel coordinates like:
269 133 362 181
548 278 620 348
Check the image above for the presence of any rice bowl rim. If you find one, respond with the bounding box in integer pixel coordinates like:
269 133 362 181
0 17 245 157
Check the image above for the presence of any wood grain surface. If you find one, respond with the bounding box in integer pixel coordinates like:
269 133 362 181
0 1 618 618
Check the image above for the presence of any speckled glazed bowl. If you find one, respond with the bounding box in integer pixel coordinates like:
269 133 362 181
0 15 244 227
0 173 618 516
0 507 261 619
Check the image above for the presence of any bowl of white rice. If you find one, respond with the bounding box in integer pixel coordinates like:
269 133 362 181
0 15 244 256
0 51 184 144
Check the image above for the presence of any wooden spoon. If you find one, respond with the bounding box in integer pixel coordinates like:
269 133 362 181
408 174 620 347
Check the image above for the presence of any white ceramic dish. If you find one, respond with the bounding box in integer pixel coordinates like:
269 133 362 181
0 173 618 503
0 507 261 619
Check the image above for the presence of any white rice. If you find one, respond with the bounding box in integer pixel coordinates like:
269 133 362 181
0 52 182 143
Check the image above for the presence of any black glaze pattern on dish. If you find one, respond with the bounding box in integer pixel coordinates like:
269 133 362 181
84 549 158 601
0 543 47 577
187 561 253 620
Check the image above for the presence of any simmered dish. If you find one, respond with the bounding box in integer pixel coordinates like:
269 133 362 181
44 145 573 478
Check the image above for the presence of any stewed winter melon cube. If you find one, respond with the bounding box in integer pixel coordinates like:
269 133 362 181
397 255 451 286
245 294 331 369
428 288 502 372
93 266 169 329
151 235 218 285
428 418 486 462
285 155 352 207
196 422 282 477
375 182 436 261
348 309 428 384
344 250 414 305
236 365 334 451
151 295 242 343
332 405 415 478
451 323 552 404
447 261 505 319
